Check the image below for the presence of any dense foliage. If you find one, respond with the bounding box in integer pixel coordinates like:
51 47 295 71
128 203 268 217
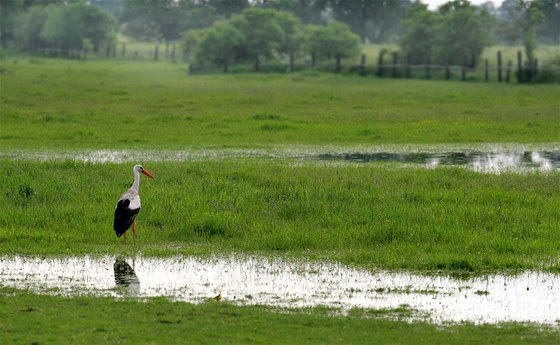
191 8 360 71
11 1 116 53
1 0 557 53
400 0 494 68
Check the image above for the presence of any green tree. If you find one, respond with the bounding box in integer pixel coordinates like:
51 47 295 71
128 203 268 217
537 0 559 43
305 20 360 71
180 29 201 59
0 0 23 49
495 0 521 44
120 0 186 42
399 0 493 68
193 21 244 72
40 3 83 50
14 5 51 51
88 0 125 15
399 3 437 64
304 24 325 66
433 0 494 67
516 0 544 64
81 2 117 51
202 0 248 18
275 10 303 71
181 0 249 31
322 0 411 43
230 8 285 71
183 5 223 31
40 1 115 53
0 0 67 49
255 0 326 25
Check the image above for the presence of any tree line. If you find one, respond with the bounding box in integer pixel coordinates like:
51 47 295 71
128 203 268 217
0 0 557 71
186 8 361 72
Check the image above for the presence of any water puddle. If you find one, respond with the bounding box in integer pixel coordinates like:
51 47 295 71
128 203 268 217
316 151 559 173
1 255 558 325
1 145 558 174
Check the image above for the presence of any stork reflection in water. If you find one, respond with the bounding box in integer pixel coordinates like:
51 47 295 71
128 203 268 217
113 257 139 289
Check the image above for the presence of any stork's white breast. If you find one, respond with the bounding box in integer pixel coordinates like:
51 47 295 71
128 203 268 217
118 190 141 210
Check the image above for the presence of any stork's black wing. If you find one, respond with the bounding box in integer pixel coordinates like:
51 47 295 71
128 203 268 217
114 198 140 237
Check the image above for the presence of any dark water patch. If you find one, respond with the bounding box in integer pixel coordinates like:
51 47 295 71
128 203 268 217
316 151 560 173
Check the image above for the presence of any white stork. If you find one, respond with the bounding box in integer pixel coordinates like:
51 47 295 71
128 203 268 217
114 165 154 244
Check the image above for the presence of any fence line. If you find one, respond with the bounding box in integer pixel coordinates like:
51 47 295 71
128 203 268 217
28 46 557 83
371 50 553 83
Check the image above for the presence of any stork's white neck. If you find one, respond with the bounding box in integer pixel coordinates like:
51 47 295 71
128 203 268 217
130 169 140 193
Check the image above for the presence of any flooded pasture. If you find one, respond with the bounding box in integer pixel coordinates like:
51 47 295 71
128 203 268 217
1 145 558 173
1 255 558 325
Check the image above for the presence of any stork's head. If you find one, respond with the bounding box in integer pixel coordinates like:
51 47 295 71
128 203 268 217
134 164 154 179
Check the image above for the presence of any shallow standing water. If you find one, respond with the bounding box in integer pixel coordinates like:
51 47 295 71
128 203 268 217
1 146 558 174
1 255 558 326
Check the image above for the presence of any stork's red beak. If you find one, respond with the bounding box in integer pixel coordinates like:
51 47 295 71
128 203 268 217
142 169 154 179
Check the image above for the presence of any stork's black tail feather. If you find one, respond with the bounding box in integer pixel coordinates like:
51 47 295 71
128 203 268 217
114 199 140 237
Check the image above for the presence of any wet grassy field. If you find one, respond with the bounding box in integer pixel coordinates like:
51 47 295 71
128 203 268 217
1 58 559 343
1 58 559 150
1 159 559 272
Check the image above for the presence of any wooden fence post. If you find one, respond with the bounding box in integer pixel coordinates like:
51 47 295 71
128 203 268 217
506 61 512 83
360 54 366 73
224 53 229 73
377 51 385 77
497 50 502 82
289 52 294 72
484 59 489 82
461 65 466 81
392 52 398 78
517 50 522 83
360 54 366 66
445 66 450 80
335 53 341 73
406 53 411 78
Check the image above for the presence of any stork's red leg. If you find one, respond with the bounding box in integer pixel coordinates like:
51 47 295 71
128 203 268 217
132 221 137 245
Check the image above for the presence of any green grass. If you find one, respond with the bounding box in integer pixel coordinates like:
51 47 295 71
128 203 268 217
1 57 559 340
1 288 558 345
1 58 558 150
1 159 558 272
